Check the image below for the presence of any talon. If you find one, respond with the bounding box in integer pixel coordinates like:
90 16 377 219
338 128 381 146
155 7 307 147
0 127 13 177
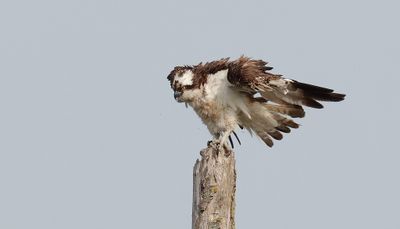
228 135 234 149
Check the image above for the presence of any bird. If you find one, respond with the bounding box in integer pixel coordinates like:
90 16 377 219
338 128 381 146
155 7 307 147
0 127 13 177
167 56 345 149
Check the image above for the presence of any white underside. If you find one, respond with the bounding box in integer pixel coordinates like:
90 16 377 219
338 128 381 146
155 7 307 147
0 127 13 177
185 70 263 144
173 68 284 148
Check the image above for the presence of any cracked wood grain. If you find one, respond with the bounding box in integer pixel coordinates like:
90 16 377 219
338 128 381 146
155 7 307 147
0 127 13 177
192 144 236 229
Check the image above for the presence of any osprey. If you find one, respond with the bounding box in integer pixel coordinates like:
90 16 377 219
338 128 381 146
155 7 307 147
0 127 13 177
167 56 345 149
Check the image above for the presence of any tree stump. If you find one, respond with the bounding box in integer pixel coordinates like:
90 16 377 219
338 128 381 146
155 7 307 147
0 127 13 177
192 143 236 229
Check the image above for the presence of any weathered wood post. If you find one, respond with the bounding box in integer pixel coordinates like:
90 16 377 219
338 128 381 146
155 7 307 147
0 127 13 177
192 143 236 229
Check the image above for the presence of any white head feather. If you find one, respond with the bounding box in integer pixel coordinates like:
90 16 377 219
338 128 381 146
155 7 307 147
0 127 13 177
174 70 194 86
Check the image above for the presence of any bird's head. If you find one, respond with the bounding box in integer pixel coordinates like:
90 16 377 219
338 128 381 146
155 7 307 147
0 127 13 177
167 66 197 103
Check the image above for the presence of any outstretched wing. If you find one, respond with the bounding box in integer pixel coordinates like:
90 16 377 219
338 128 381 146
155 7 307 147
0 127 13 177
227 56 345 109
226 56 345 147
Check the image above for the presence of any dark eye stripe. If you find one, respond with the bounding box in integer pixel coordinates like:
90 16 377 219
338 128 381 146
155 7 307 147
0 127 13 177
172 81 184 92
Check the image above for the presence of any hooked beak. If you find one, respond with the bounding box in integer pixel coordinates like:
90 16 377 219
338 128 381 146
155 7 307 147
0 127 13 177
174 91 182 101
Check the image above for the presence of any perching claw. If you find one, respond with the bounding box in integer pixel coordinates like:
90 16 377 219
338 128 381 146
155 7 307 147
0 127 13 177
228 135 234 149
232 131 241 145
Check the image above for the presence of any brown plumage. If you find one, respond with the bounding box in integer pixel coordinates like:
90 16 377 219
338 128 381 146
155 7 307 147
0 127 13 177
167 56 345 148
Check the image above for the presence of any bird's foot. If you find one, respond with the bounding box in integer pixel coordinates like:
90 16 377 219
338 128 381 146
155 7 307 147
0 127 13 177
207 139 232 157
213 139 230 153
208 139 221 148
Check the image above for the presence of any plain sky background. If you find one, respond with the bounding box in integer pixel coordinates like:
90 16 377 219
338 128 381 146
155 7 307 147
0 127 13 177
1 0 399 228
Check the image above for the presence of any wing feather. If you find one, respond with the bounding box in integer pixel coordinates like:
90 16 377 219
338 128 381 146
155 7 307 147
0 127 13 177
228 56 345 147
227 56 346 109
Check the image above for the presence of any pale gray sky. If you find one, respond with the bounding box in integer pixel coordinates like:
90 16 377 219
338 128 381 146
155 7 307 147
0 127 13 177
1 0 399 228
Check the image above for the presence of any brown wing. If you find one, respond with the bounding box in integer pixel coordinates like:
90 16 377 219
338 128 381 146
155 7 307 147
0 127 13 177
227 56 345 109
227 56 345 147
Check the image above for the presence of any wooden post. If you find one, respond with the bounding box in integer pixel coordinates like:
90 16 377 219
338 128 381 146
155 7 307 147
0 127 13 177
192 143 236 229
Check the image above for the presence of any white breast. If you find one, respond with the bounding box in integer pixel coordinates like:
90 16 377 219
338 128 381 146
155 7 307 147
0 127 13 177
204 70 251 119
187 69 252 136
